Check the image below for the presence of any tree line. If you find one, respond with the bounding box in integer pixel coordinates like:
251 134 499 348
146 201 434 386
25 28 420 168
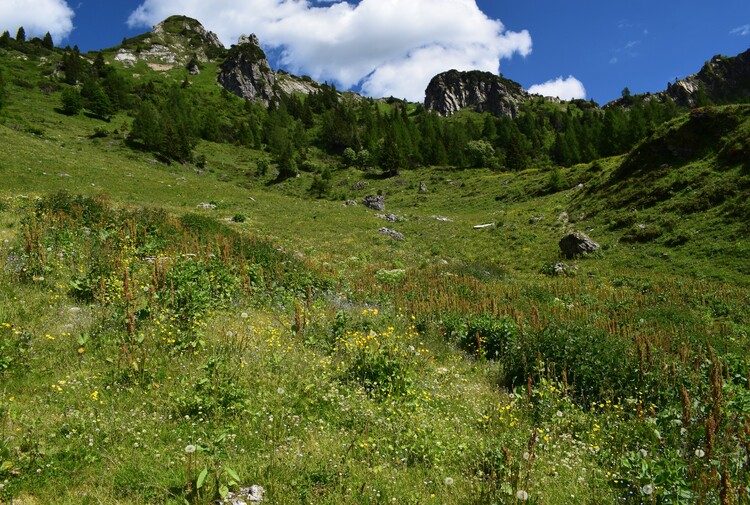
1 34 686 178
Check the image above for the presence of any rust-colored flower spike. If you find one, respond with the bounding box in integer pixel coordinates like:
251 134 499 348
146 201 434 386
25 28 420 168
706 412 716 460
680 384 691 426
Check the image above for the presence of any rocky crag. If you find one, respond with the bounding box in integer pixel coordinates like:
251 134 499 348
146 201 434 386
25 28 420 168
217 34 278 105
424 70 530 117
114 15 225 68
661 48 750 107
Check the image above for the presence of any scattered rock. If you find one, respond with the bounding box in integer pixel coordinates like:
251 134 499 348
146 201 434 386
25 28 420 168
58 173 71 177
363 195 386 211
344 200 357 206
351 181 368 190
197 202 217 209
187 62 201 75
376 213 399 223
378 227 404 241
529 215 544 224
557 212 569 223
216 484 265 504
473 223 495 230
418 181 429 193
559 231 600 259
432 215 452 222
550 262 580 276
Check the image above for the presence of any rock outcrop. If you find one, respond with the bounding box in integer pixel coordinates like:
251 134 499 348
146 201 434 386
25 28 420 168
662 48 750 107
559 232 600 259
218 34 277 105
607 48 750 109
424 70 529 118
363 195 386 211
115 15 225 68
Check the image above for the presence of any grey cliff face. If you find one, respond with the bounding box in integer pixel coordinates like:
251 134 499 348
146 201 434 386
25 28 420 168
217 34 278 105
663 48 750 107
424 70 530 118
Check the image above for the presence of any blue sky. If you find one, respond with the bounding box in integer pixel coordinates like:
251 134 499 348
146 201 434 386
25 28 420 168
1 0 748 104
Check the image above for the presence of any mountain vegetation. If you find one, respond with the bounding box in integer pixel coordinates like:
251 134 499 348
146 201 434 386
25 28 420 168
0 16 749 504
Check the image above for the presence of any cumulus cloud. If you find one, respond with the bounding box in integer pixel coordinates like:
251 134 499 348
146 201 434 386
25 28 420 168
730 24 750 36
528 76 586 100
127 0 532 101
0 0 74 41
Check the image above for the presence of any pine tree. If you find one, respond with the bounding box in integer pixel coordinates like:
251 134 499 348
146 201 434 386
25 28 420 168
15 26 26 43
0 31 11 48
42 32 53 49
60 87 82 115
132 101 162 152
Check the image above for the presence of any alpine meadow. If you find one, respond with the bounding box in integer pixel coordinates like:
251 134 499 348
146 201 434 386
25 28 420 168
1 14 750 505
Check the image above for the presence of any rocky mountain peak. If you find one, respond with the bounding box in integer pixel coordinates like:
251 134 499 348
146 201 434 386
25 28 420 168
217 33 278 105
424 70 530 118
115 15 225 69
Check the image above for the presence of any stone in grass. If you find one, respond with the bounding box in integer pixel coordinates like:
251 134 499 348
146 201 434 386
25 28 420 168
376 213 399 223
216 484 265 504
559 231 600 259
363 194 386 211
379 227 404 241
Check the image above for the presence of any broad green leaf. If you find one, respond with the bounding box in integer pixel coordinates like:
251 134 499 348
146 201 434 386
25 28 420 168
196 467 208 489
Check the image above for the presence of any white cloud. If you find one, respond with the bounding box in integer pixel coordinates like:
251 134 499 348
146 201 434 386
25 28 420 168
528 76 586 100
0 0 74 41
126 0 532 101
730 24 750 36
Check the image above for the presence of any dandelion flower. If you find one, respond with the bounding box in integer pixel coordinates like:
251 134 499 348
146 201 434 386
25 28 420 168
444 477 454 486
185 444 196 454
516 489 529 501
641 484 653 495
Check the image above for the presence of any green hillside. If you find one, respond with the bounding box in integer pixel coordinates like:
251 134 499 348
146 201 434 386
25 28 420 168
1 30 750 504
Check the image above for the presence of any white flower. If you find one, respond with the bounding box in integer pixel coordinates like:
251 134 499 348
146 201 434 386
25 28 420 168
516 489 529 501
240 312 249 318
522 451 530 460
641 484 654 496
277 387 285 395
184 444 196 454
695 448 706 458
640 448 648 458
556 410 563 417
444 477 454 486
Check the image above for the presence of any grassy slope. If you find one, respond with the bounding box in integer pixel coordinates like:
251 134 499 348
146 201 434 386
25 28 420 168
1 46 750 504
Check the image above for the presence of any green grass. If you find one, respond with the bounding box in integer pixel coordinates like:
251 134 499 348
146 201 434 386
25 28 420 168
1 45 750 504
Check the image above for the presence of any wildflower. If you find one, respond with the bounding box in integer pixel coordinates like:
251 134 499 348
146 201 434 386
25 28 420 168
556 410 563 417
640 449 648 458
185 444 196 454
444 477 454 486
277 387 285 395
240 312 249 319
695 448 705 458
516 489 529 501
641 484 653 496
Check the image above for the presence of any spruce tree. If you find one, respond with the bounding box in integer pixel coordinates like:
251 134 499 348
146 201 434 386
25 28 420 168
42 32 53 49
60 87 82 115
15 26 26 43
0 31 11 48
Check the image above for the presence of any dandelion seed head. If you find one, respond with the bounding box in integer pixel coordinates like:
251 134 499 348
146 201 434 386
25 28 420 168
516 489 529 501
444 477 454 486
184 444 196 454
641 484 653 495
695 448 705 458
